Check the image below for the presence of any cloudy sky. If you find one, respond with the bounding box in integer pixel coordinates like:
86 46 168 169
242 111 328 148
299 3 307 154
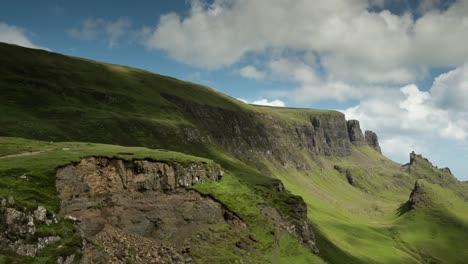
2 0 468 180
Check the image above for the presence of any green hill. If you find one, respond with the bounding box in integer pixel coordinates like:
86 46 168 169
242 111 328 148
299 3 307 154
0 42 467 264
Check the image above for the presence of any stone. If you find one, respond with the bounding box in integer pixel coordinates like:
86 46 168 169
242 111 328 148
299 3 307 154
37 236 61 251
33 206 47 223
365 130 382 153
16 243 37 257
347 120 366 146
64 215 79 222
4 208 23 225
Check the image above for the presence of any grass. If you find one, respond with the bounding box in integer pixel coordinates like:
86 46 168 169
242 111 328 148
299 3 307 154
0 137 214 211
0 137 324 263
262 147 468 264
1 42 468 264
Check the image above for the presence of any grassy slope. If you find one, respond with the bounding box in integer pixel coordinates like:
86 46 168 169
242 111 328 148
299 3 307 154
0 137 324 264
1 43 467 263
0 43 336 146
266 147 468 264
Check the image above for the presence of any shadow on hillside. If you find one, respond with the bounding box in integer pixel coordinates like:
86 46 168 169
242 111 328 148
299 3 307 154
396 201 412 216
314 227 364 264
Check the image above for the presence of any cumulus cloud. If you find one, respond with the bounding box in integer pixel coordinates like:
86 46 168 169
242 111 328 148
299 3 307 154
239 65 265 80
0 22 47 50
140 0 468 85
105 18 131 48
68 17 131 48
252 99 285 107
342 67 468 163
431 64 468 112
237 98 285 107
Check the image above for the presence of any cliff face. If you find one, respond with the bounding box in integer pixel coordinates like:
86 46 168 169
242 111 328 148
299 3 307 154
54 157 318 263
56 157 241 263
165 95 381 169
347 120 366 147
0 43 383 173
365 131 382 153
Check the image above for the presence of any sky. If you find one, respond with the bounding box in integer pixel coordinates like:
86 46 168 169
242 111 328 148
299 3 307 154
1 0 468 180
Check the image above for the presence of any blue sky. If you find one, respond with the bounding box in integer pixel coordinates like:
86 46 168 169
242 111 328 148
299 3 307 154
1 0 468 180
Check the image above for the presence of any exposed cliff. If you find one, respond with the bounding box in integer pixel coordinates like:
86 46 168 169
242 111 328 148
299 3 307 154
365 131 381 153
54 157 318 263
404 151 466 200
163 94 382 172
56 157 238 263
0 42 382 175
347 120 366 147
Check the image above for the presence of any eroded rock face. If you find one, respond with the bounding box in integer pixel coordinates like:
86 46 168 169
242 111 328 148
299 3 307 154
409 181 429 209
56 157 223 199
347 120 366 146
56 157 245 263
365 130 382 153
260 196 319 254
163 94 353 165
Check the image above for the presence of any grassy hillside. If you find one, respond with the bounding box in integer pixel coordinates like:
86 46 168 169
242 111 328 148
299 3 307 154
266 147 468 264
0 137 324 264
1 42 467 263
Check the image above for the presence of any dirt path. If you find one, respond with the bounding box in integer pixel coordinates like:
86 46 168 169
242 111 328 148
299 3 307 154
0 151 44 159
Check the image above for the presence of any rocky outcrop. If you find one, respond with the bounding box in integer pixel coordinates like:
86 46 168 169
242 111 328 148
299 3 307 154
56 157 224 198
408 181 431 209
404 151 467 201
163 94 353 165
261 200 318 255
162 94 385 172
347 120 366 146
56 157 246 263
333 165 357 187
283 196 319 253
365 130 382 153
0 197 61 258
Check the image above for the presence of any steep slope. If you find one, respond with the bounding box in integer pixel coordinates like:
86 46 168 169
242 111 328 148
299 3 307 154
1 43 467 264
0 137 324 263
0 43 378 169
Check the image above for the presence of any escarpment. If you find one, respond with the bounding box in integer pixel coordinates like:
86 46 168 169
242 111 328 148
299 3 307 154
56 157 243 263
404 151 467 200
164 94 382 168
347 120 366 147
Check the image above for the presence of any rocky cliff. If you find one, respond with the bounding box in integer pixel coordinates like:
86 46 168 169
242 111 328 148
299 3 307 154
404 151 466 200
164 95 382 170
53 157 318 263
56 157 234 263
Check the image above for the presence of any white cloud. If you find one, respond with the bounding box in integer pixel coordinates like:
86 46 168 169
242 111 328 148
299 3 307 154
252 99 285 107
342 67 468 164
141 0 468 81
237 98 285 107
379 136 429 163
239 65 265 80
431 64 468 112
0 22 47 50
105 17 131 48
267 57 377 102
68 17 131 47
